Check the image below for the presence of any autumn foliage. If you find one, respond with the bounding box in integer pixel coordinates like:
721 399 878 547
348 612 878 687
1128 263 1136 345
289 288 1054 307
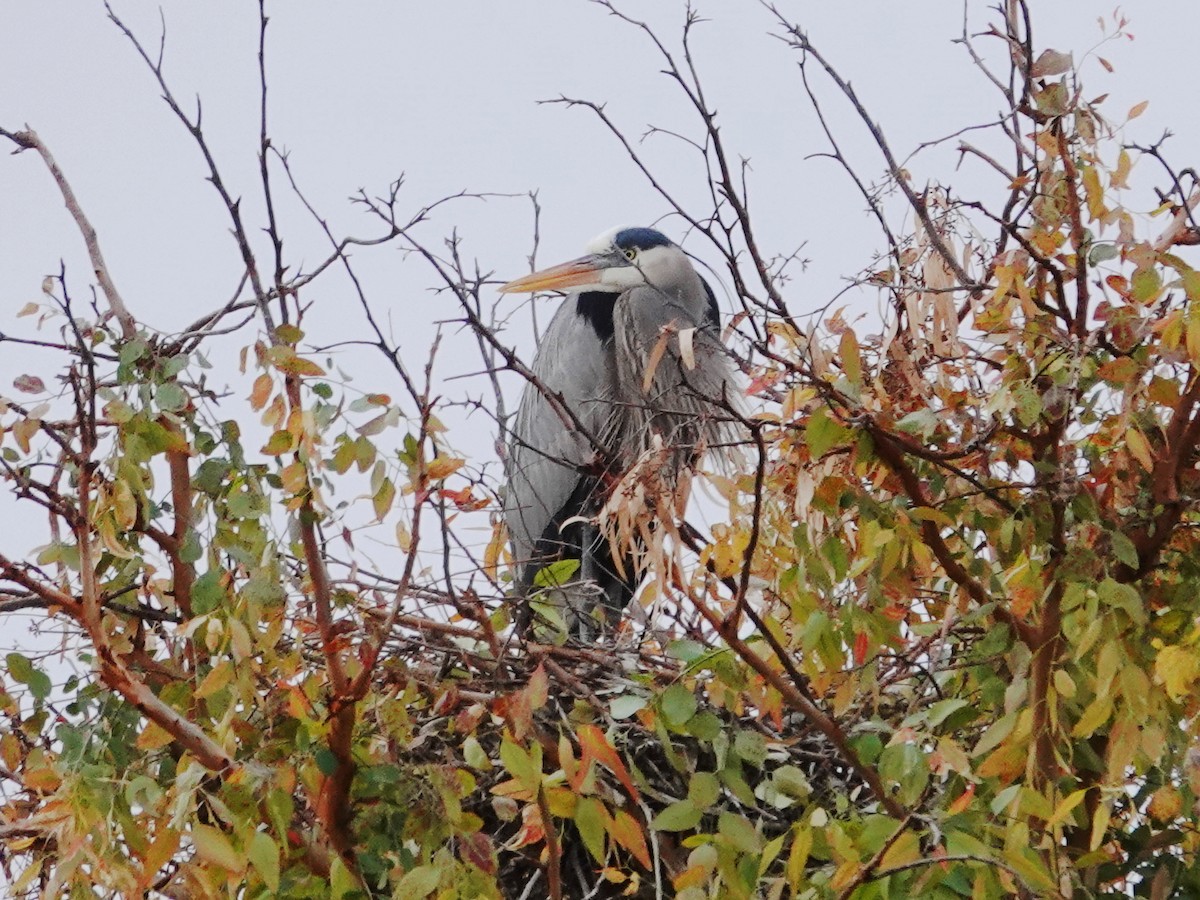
2 2 1200 898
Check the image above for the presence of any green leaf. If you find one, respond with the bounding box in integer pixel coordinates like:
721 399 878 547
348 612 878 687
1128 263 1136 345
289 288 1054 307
609 694 648 720
275 324 305 344
879 743 929 807
733 730 768 767
6 653 33 684
687 771 721 809
499 738 541 793
718 812 761 853
661 684 697 726
394 864 441 900
373 477 396 520
6 653 51 702
248 831 280 893
463 736 491 770
895 408 938 437
1110 531 1139 570
191 571 224 615
926 698 970 728
331 857 357 899
118 340 148 365
179 529 202 564
805 406 848 458
532 559 580 589
651 798 703 832
154 382 188 412
1130 266 1162 303
575 797 607 863
315 748 339 776
1098 578 1145 624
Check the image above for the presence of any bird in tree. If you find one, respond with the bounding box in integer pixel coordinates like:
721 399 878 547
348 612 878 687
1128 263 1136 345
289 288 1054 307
500 226 740 638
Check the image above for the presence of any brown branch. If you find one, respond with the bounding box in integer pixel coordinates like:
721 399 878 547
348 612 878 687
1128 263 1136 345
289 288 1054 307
0 127 137 340
1056 127 1089 338
765 9 980 293
73 472 236 774
868 426 1036 647
536 785 563 900
1153 189 1200 252
104 3 276 332
163 418 194 618
0 553 78 611
836 814 915 900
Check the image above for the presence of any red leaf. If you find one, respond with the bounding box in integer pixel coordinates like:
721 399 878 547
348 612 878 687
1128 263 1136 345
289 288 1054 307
503 665 549 742
13 375 46 394
459 831 497 874
853 631 869 666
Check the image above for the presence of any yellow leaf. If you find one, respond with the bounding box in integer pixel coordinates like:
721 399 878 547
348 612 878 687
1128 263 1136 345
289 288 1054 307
1045 788 1089 830
396 521 413 553
787 826 812 885
483 520 506 580
195 660 234 699
1111 149 1132 189
1081 166 1105 221
1125 428 1154 471
426 457 465 481
609 809 652 870
1128 100 1149 120
137 721 176 751
281 461 308 494
1090 802 1111 851
880 829 921 870
839 329 862 384
192 824 245 874
1148 785 1183 822
976 742 1026 783
1154 643 1200 701
1073 694 1113 738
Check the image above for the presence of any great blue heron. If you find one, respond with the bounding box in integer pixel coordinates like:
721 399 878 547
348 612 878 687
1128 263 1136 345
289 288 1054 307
500 226 739 637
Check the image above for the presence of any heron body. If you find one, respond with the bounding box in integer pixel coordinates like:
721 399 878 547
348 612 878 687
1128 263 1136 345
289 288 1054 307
501 226 738 637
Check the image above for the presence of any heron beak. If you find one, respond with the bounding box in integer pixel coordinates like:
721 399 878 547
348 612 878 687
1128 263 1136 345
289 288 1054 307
498 255 609 294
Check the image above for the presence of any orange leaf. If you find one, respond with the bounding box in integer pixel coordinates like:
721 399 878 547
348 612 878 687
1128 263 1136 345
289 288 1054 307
608 809 651 869
948 782 976 815
578 724 639 803
510 803 545 849
250 373 273 411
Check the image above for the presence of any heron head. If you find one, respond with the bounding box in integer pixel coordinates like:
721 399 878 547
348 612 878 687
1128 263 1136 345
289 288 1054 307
499 226 687 294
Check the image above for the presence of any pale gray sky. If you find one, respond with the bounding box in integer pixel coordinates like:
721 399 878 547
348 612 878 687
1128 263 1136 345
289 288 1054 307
0 0 1196 614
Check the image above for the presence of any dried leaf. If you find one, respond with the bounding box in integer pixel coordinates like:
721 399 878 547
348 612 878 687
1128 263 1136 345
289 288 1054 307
1031 48 1072 78
12 375 46 394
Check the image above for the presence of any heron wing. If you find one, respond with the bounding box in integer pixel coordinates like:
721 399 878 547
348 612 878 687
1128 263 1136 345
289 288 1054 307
505 294 618 585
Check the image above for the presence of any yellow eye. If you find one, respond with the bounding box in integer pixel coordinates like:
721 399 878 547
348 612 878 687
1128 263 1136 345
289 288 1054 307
623 248 637 261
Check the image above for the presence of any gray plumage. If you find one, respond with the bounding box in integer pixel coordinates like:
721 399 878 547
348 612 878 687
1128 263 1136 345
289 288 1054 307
500 226 739 637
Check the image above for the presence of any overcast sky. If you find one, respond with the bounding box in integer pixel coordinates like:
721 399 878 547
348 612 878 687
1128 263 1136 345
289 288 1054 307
1 1 1197 648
